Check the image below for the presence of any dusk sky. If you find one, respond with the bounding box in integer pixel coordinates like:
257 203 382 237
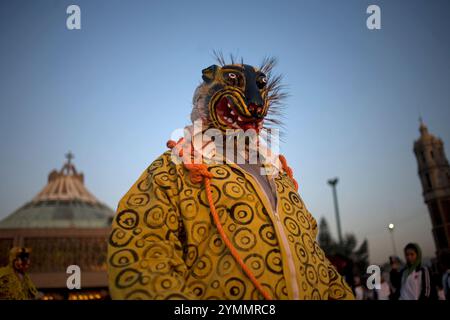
1 0 449 264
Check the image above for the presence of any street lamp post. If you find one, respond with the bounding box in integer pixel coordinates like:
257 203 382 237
328 177 343 245
388 223 398 256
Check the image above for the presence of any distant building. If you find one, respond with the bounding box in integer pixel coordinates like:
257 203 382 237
0 153 114 299
413 120 450 261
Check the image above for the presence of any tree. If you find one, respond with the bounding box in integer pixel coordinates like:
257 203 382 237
318 217 369 277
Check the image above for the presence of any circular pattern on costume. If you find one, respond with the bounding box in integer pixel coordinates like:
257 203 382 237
215 205 229 225
227 223 236 232
109 228 133 247
244 254 265 278
149 261 170 274
126 193 150 207
144 205 166 229
184 244 198 268
198 184 221 207
318 263 329 285
109 249 138 268
189 280 207 298
165 209 178 231
179 197 198 220
115 268 141 289
116 209 139 230
230 203 254 225
192 255 213 279
217 254 235 277
232 227 256 251
148 158 164 173
314 242 325 262
329 283 346 299
244 180 256 194
275 278 288 299
275 180 285 194
236 176 245 184
208 166 230 179
143 243 171 259
265 249 283 274
305 264 318 287
280 197 294 215
154 171 176 187
223 181 245 199
256 205 271 222
311 289 321 300
301 232 315 253
154 274 179 291
137 178 151 192
296 210 311 230
135 238 146 248
288 191 303 210
295 242 309 265
192 221 210 243
211 280 220 289
225 277 246 300
259 224 278 246
208 233 225 256
284 216 301 236
154 187 171 205
328 265 340 282
299 264 305 277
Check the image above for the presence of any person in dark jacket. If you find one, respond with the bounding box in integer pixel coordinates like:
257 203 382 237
390 243 437 300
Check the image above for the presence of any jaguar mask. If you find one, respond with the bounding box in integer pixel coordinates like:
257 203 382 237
191 56 285 134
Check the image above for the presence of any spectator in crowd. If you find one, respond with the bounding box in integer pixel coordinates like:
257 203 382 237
390 243 437 300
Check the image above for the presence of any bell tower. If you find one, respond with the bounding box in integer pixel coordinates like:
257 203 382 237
413 119 450 260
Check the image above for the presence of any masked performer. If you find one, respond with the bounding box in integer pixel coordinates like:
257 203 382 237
108 57 354 300
0 247 38 300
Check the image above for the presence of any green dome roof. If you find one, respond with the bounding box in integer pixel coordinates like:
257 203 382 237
0 200 113 229
0 153 114 229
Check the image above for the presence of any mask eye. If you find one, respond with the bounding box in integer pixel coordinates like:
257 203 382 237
257 75 267 89
225 72 240 86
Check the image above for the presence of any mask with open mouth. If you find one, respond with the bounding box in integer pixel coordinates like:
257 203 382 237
191 56 285 134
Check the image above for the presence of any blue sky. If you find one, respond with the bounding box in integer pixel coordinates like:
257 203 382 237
1 0 449 264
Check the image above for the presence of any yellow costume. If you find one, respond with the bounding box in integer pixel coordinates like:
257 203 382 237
108 151 353 299
108 58 354 300
0 248 38 300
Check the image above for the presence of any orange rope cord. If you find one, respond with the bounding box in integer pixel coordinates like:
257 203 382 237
167 139 272 300
204 178 272 300
278 154 298 191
